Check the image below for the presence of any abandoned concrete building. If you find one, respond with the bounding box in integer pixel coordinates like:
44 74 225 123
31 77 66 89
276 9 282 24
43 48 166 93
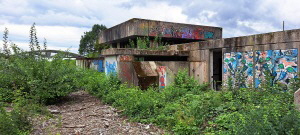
76 18 299 90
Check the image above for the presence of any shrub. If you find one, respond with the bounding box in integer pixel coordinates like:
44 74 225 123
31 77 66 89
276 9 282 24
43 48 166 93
82 65 300 135
0 25 82 104
0 89 48 135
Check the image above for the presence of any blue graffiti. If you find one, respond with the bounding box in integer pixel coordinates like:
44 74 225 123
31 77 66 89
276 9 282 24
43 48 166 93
106 61 117 75
224 52 254 88
204 31 214 39
98 60 104 72
92 60 104 72
255 49 298 88
181 28 193 38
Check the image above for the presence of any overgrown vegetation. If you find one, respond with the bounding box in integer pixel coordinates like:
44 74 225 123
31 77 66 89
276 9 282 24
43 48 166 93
127 35 168 50
0 24 82 134
1 24 300 134
83 69 300 135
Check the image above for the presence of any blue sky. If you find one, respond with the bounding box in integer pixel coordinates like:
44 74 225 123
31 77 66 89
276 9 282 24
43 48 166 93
1 0 300 53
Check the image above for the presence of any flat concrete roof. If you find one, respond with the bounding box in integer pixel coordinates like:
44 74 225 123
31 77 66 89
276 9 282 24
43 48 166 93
99 18 222 44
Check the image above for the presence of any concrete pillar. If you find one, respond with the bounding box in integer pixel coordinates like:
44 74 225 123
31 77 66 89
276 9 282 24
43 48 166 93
189 49 210 84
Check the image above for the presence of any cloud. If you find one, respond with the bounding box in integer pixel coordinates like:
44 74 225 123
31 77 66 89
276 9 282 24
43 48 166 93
0 0 190 54
1 0 300 53
19 11 102 27
0 23 88 53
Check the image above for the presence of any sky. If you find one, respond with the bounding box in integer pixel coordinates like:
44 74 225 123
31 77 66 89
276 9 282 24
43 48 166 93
1 0 300 54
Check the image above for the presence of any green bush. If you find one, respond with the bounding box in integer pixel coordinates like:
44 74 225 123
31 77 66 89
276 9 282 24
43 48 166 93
0 89 48 135
0 25 82 104
0 54 81 104
82 68 300 135
81 70 121 100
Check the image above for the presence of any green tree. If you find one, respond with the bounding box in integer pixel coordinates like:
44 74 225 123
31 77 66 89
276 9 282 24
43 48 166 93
78 24 108 56
2 27 11 57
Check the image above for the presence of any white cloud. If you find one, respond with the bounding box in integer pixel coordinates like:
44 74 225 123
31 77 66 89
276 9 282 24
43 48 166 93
0 23 88 53
0 0 31 16
237 20 280 34
126 1 187 23
1 0 300 53
19 10 102 27
0 0 190 54
188 10 219 26
260 0 300 29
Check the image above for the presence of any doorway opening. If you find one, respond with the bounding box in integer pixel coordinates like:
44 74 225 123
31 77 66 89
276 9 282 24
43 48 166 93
212 50 223 90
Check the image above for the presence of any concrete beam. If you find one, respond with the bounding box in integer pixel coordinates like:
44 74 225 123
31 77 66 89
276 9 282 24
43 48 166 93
102 48 189 56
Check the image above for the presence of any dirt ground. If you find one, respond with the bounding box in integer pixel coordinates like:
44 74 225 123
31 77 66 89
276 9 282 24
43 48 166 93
31 91 165 135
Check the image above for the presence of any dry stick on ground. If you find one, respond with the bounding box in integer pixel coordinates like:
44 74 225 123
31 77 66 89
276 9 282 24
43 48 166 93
31 91 165 135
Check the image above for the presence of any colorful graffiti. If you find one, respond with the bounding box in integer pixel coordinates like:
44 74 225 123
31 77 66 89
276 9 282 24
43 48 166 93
148 24 214 39
157 66 167 88
255 49 298 88
224 51 254 88
105 61 117 75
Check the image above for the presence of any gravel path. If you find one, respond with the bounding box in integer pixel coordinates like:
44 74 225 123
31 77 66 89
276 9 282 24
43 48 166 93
31 91 164 135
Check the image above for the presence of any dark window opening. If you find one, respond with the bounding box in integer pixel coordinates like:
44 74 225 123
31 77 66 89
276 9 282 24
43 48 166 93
135 56 188 61
112 43 117 48
212 50 222 90
138 76 158 90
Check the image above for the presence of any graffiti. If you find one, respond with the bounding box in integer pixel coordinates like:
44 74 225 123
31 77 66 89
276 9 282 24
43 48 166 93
91 60 104 72
147 24 214 39
224 49 298 88
157 66 167 88
255 49 298 88
204 32 214 39
224 51 254 88
98 60 104 72
119 55 133 62
138 23 149 35
105 61 117 75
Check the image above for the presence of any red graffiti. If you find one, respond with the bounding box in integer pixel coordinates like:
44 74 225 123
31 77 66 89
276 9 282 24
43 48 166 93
120 55 133 62
157 66 166 88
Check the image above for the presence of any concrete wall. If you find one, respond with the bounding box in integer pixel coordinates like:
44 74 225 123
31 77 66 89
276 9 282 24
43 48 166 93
189 49 211 84
76 58 104 72
105 56 118 75
102 48 190 56
176 29 300 88
99 18 222 44
100 28 300 89
155 61 189 86
110 54 189 88
220 30 300 88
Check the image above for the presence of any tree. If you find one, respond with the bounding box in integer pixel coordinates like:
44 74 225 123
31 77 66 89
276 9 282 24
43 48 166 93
2 27 11 57
78 24 108 56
